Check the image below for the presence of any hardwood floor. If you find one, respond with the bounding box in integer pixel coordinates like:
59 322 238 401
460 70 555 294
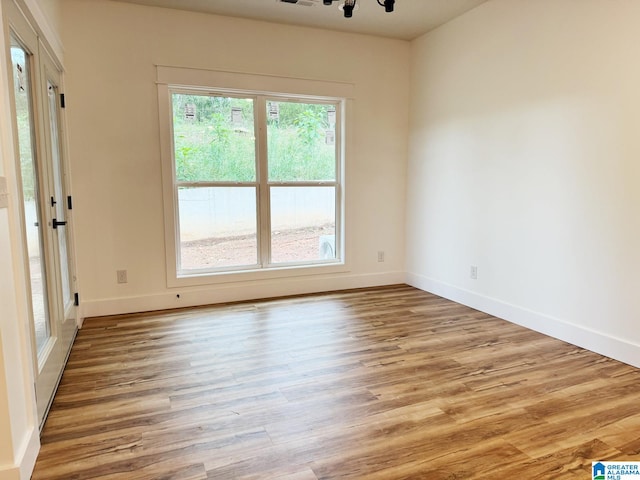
32 285 640 479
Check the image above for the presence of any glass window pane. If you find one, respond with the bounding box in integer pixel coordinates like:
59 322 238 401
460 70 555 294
172 93 256 182
178 187 257 270
270 186 336 264
267 101 336 182
11 44 52 354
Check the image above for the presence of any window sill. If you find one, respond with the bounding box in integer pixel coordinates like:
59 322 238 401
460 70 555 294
168 261 349 288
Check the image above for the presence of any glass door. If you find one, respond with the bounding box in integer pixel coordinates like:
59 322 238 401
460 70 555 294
42 50 76 327
10 40 52 359
9 28 78 427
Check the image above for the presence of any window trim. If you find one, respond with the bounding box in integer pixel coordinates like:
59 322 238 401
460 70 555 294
157 67 353 288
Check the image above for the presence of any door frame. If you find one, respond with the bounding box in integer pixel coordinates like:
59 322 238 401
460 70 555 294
3 0 79 428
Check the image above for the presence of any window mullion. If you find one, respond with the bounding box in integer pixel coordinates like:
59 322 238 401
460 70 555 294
176 181 256 188
255 96 271 267
267 181 338 187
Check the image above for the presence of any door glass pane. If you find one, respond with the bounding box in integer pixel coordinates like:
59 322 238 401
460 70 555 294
178 187 257 271
267 101 336 182
11 43 52 354
172 93 256 182
47 80 71 308
270 186 336 264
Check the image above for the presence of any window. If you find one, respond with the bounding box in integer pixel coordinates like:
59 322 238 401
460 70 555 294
158 71 347 285
173 93 259 271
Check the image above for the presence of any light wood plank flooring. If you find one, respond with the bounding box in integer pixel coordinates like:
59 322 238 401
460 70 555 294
32 285 640 479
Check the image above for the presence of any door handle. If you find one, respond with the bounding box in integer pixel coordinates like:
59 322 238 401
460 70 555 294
52 218 67 229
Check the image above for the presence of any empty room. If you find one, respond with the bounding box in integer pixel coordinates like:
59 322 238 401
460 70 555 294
1 0 639 478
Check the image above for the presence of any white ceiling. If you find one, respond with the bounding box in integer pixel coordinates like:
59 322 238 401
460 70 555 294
112 0 489 41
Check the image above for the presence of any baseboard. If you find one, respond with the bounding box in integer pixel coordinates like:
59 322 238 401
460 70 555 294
0 425 40 480
18 427 39 480
0 464 20 480
407 272 640 369
81 271 406 318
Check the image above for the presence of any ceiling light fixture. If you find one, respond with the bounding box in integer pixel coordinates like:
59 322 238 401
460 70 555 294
323 0 395 19
342 0 356 18
378 0 395 12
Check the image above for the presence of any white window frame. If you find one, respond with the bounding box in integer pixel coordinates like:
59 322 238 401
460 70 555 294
157 66 353 287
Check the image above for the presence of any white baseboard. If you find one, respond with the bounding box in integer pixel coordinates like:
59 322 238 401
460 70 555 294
0 465 20 480
407 272 640 369
0 425 40 480
81 271 405 319
18 427 39 480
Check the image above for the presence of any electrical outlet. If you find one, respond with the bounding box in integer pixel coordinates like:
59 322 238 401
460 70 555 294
470 265 478 280
377 251 385 262
117 270 128 284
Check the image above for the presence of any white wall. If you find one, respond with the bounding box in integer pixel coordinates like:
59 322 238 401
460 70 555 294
61 0 410 317
407 0 640 367
31 0 60 34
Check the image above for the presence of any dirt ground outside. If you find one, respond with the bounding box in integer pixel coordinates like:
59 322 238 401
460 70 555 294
180 225 335 269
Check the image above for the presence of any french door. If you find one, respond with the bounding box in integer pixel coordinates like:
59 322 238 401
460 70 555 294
7 1 77 427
